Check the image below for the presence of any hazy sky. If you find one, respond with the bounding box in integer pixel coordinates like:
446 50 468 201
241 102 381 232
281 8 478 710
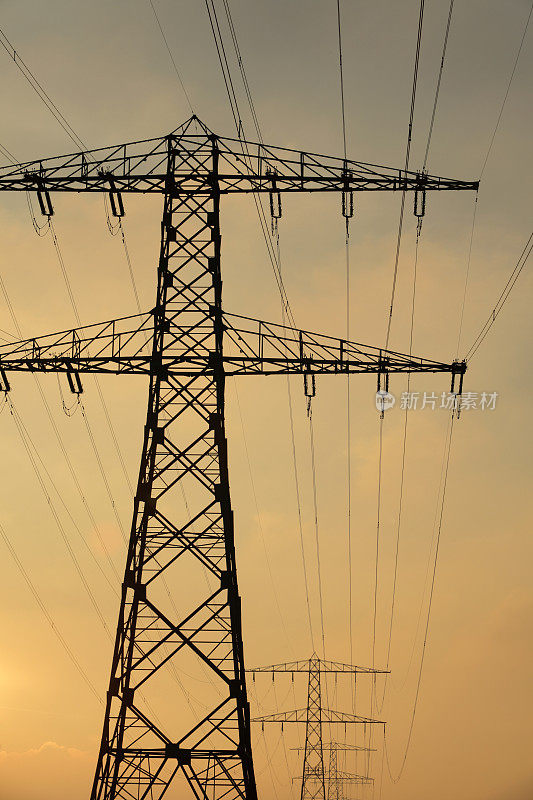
0 2 532 799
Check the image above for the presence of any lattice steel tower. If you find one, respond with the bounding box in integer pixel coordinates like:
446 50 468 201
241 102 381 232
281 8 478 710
251 655 387 799
0 116 476 799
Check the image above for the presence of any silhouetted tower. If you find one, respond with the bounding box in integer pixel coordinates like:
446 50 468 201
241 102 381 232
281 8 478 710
328 742 342 800
0 116 475 799
326 741 372 800
302 654 326 800
250 655 384 799
294 741 375 800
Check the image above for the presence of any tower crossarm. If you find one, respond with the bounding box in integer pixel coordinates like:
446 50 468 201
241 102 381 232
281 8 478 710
222 313 465 379
292 774 372 785
292 745 376 753
0 311 466 384
334 772 374 785
252 709 384 725
248 656 388 675
0 116 478 196
0 311 153 375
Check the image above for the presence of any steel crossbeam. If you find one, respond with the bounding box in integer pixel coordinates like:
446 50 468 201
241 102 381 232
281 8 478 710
0 310 466 379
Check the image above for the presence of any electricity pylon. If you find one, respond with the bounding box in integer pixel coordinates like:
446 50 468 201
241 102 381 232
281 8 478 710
0 115 476 800
249 654 386 799
296 741 376 800
325 741 373 800
295 742 375 800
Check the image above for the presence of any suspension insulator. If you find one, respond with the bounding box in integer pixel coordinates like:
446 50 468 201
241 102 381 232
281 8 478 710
109 189 125 218
103 172 125 218
0 368 10 393
342 164 354 219
269 188 282 221
267 170 282 223
35 178 54 218
342 189 354 219
304 371 316 399
414 188 426 218
414 173 427 219
66 369 83 395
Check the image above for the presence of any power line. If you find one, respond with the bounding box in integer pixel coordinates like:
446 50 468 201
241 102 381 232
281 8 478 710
148 0 195 115
204 0 242 133
422 0 454 171
152 9 305 745
1 27 139 497
0 27 87 151
385 411 455 783
231 380 296 659
336 0 348 161
479 0 533 179
8 398 112 639
220 0 263 143
455 194 479 358
80 402 128 541
21 381 119 591
453 3 532 379
0 519 101 702
286 370 315 651
335 0 356 687
0 140 17 164
205 0 297 327
385 0 425 349
48 218 134 508
309 408 326 658
456 5 533 362
0 36 137 369
0 239 120 589
376 227 422 717
203 1 317 660
465 228 533 360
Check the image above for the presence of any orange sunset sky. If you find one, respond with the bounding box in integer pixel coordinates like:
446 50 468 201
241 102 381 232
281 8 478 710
0 2 532 799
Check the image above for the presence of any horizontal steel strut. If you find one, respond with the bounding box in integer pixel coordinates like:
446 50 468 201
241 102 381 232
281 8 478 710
0 116 476 800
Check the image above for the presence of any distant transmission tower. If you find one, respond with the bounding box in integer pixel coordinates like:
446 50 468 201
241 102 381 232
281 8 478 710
294 742 375 800
250 654 383 799
0 116 475 799
324 741 374 800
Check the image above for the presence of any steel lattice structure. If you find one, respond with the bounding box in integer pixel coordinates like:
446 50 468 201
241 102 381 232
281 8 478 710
294 741 375 800
0 116 477 800
249 655 386 800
